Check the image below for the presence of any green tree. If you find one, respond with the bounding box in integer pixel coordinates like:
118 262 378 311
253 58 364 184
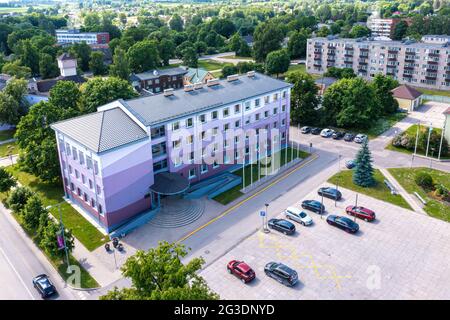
80 77 137 114
100 241 219 300
324 67 355 79
109 48 131 81
39 220 74 259
0 78 28 125
316 26 330 37
370 74 399 115
221 65 239 77
1 61 31 79
265 49 290 78
392 20 408 40
286 71 320 125
158 39 175 66
39 53 59 79
49 81 81 111
349 25 371 38
89 51 107 76
316 4 332 22
287 30 307 59
322 77 379 128
169 14 184 32
353 140 375 187
228 33 251 57
0 167 16 194
182 46 198 68
16 39 39 75
253 21 284 62
127 40 160 73
69 42 92 72
21 195 48 231
7 186 34 214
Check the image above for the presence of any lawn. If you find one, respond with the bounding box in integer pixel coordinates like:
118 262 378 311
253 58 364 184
213 147 310 205
388 167 450 222
0 141 18 157
282 64 322 80
219 55 253 60
327 169 412 210
198 59 233 71
415 87 450 98
6 165 108 251
0 129 16 141
385 124 450 159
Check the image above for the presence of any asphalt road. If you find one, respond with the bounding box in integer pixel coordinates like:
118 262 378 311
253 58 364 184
0 203 76 300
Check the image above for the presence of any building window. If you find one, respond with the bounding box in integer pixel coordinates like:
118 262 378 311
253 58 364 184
189 151 194 163
86 156 92 169
255 98 260 107
151 125 165 139
264 110 269 118
245 117 250 125
98 204 103 215
282 104 286 112
274 121 278 128
68 165 73 174
235 120 240 128
212 127 219 136
201 164 208 174
234 104 240 114
72 147 77 160
70 183 75 191
264 95 269 104
172 121 180 131
94 161 99 175
255 113 260 121
75 170 79 179
273 93 278 101
97 185 101 195
235 150 240 159
273 107 278 115
188 168 196 179
77 188 82 197
199 114 206 123
213 161 219 169
91 199 96 208
186 118 193 128
224 123 230 131
81 174 86 184
245 101 251 111
79 151 85 165
211 110 218 120
153 159 168 172
187 135 193 144
152 142 167 157
66 143 71 156
223 107 229 117
235 136 240 144
224 155 231 164
282 91 287 98
89 179 93 189
282 118 286 126
172 139 181 149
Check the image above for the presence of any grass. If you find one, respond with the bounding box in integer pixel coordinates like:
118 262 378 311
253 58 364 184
282 64 322 80
388 167 450 222
211 70 223 78
197 59 233 71
385 124 450 159
415 87 450 98
327 169 412 210
220 55 253 60
0 141 18 157
0 129 16 141
6 165 108 251
213 147 310 205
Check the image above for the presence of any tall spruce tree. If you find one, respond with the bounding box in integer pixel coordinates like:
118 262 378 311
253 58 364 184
353 140 375 187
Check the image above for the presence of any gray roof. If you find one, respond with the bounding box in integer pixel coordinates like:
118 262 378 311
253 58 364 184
149 172 190 195
132 67 188 81
52 108 148 153
123 72 292 126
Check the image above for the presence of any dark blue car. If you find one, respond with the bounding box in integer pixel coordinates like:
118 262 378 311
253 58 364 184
301 200 325 214
268 218 296 235
318 187 342 200
327 215 359 233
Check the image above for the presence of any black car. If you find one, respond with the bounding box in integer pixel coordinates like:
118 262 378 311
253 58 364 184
264 262 298 287
332 131 345 140
268 218 296 235
300 126 311 134
318 187 342 200
311 127 321 135
326 215 359 233
344 133 355 142
32 274 57 299
301 200 325 214
345 160 356 169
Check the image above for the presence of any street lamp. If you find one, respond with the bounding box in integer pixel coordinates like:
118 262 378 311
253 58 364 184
46 203 70 272
264 203 270 233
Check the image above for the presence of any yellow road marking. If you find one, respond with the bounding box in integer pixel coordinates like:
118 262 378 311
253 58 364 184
178 153 319 243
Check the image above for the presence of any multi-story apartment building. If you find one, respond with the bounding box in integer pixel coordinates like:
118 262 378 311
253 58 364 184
56 29 110 45
51 72 292 233
306 36 450 90
130 68 188 94
367 18 400 39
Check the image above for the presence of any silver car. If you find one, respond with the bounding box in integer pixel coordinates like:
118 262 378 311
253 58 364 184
354 134 367 143
284 207 313 226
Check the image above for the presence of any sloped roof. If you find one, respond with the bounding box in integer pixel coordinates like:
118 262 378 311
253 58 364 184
186 68 210 83
391 85 422 100
132 67 188 81
37 75 86 93
57 53 76 61
51 108 148 153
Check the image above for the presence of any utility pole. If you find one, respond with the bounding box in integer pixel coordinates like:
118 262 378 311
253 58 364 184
425 123 432 158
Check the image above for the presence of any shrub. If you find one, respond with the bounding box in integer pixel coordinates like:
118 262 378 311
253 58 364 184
7 186 34 214
21 195 48 231
415 172 434 189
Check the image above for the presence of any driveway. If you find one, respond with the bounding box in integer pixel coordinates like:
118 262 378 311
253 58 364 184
199 183 450 299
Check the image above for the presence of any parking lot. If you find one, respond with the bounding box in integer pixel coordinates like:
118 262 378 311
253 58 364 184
199 183 450 299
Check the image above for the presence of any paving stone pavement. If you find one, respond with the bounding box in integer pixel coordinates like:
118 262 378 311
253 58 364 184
199 183 450 300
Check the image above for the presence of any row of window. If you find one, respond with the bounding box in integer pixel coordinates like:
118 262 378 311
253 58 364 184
60 141 99 175
171 95 287 131
64 163 102 196
67 180 103 215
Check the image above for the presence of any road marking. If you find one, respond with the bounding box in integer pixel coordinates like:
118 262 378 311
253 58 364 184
178 153 319 243
0 247 35 300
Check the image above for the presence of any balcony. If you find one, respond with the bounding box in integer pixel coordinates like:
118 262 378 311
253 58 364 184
426 68 438 73
428 52 440 57
358 68 367 73
405 58 415 63
313 63 322 67
402 74 413 78
425 75 437 80
326 57 335 62
344 53 353 57
404 65 414 70
360 47 369 52
314 56 322 61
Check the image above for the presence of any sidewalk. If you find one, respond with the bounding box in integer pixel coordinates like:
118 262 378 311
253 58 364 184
379 168 427 215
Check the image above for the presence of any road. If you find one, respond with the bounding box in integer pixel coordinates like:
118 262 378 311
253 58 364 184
169 51 254 66
0 203 76 300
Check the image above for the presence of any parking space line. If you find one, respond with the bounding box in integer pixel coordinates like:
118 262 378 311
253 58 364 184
178 153 319 243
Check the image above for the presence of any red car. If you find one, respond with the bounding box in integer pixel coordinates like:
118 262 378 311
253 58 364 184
227 260 256 283
345 206 376 222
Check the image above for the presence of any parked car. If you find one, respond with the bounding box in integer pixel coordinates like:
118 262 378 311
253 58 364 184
345 160 356 169
264 262 298 287
343 133 355 142
332 131 345 140
300 126 311 134
311 127 321 135
268 218 296 235
326 215 359 233
346 206 376 222
354 134 368 143
318 187 342 200
227 260 256 283
320 128 334 138
32 274 57 299
284 207 313 226
301 200 325 214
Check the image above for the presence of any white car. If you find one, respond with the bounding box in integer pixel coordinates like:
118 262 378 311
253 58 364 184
284 207 313 226
354 134 368 143
320 128 334 138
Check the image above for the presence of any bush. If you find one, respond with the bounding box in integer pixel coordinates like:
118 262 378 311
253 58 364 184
7 186 34 214
21 195 48 231
415 172 434 189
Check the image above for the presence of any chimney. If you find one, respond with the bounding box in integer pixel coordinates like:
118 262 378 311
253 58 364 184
247 71 255 78
163 88 174 96
227 74 239 82
206 78 219 87
184 84 194 92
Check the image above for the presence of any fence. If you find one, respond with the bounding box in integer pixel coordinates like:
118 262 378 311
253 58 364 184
422 94 450 104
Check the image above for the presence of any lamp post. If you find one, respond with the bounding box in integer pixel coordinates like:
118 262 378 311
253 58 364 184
46 203 70 272
264 203 270 233
430 147 435 169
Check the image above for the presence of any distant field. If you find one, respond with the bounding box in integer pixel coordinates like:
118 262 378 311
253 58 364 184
0 5 52 13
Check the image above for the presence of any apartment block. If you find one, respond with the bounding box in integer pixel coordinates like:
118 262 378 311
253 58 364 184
56 29 110 45
51 73 292 233
306 36 450 90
